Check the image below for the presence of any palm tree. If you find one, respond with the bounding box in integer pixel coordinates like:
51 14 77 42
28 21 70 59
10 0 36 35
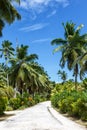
57 70 67 83
75 51 87 80
0 0 21 36
9 44 49 95
0 40 15 85
0 40 14 61
51 21 87 89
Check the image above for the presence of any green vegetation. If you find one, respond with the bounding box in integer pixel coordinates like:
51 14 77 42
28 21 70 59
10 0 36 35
57 70 67 83
51 21 87 89
51 21 87 121
1 1 52 114
51 81 87 121
0 1 87 123
0 43 52 114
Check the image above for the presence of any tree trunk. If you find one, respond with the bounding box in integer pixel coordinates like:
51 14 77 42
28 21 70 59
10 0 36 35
75 74 77 90
74 64 78 90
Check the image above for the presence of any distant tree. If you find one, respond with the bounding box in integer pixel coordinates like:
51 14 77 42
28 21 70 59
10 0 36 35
57 70 67 83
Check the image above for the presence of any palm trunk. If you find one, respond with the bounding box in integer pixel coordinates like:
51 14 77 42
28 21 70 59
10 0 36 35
5 58 9 86
75 74 77 90
74 64 78 90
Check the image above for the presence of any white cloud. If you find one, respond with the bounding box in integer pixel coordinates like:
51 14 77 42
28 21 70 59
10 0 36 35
15 0 69 20
47 10 57 18
19 23 49 32
31 38 51 43
20 0 69 11
55 0 69 7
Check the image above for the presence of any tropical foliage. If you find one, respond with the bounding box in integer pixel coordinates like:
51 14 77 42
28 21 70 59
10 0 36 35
0 42 52 113
51 21 87 89
9 44 50 96
51 81 87 121
51 21 87 122
0 2 87 123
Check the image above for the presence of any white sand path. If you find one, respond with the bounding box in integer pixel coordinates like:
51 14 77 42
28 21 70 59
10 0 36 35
0 101 86 130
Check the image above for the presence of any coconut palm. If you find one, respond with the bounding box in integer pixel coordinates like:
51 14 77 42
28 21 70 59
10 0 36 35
0 40 15 61
0 40 15 85
0 0 21 36
9 44 49 95
75 51 87 80
57 70 67 83
51 21 87 89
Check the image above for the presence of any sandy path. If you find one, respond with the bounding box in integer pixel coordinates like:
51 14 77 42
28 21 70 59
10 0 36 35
0 101 86 130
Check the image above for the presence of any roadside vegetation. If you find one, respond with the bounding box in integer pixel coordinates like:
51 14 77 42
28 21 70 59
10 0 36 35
51 22 87 121
0 0 53 115
0 0 87 124
0 42 53 114
51 80 87 121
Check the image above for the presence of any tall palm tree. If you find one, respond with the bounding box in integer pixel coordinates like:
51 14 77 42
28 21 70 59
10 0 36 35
0 40 15 85
51 21 87 89
0 0 21 36
9 44 49 95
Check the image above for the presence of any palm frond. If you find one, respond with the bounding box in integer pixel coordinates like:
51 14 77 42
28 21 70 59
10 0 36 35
53 45 65 53
25 54 38 62
51 38 67 45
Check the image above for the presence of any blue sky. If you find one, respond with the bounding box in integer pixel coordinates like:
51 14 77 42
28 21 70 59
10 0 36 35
0 0 87 82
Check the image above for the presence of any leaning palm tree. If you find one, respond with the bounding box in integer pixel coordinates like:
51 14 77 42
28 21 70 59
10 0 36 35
51 21 87 89
0 0 21 36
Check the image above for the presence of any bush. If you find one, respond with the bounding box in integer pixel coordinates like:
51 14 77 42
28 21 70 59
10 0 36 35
34 93 45 104
4 86 15 99
51 93 60 108
51 81 87 121
0 97 8 115
9 98 21 110
6 106 13 111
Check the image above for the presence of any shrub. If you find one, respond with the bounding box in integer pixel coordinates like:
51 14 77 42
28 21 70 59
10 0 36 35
34 94 44 104
9 98 21 110
51 81 87 121
6 106 13 111
51 93 60 108
0 97 8 115
4 86 15 99
28 97 35 106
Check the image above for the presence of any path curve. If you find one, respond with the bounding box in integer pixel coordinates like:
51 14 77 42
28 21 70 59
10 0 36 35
0 101 86 130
